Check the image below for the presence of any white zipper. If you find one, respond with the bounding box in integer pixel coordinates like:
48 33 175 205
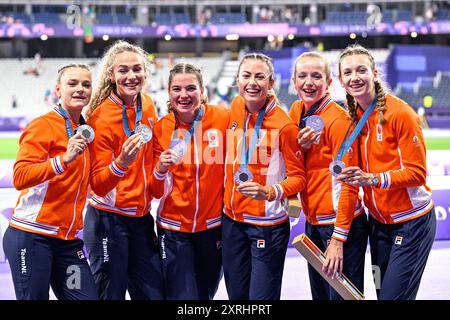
66 150 86 239
142 143 148 213
231 115 250 219
191 128 200 232
365 121 386 223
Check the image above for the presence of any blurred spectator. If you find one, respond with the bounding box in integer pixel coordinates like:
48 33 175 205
1 14 15 25
259 7 274 22
286 8 293 21
253 5 300 23
23 53 42 77
52 90 58 105
425 2 438 21
44 89 52 107
147 53 157 76
11 95 17 109
417 107 429 129
168 52 175 69
264 35 284 50
34 53 42 69
199 7 212 25
44 89 59 106
23 66 40 77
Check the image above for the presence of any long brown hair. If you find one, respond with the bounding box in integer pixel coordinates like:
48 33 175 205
338 44 387 127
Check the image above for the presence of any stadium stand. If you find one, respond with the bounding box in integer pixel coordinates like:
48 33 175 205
0 55 224 118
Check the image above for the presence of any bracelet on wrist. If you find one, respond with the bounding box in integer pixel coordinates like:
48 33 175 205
157 162 168 174
370 174 379 187
267 186 275 202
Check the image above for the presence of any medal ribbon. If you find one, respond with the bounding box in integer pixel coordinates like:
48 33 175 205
171 105 204 145
299 95 327 128
57 104 86 139
121 94 142 137
239 103 267 170
336 98 377 161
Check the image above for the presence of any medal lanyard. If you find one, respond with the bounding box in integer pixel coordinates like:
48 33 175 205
336 98 377 161
121 94 142 137
58 104 85 139
240 106 266 169
172 105 204 144
299 95 326 128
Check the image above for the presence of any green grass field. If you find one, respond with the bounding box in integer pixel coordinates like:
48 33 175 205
0 136 449 160
0 138 20 159
426 137 450 150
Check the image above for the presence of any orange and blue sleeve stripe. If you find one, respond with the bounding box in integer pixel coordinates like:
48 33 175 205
51 156 66 175
378 172 390 189
109 160 126 177
332 226 349 242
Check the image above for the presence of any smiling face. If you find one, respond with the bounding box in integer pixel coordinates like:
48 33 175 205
111 51 145 105
294 56 331 109
169 73 204 122
237 58 274 112
56 67 92 116
339 54 378 107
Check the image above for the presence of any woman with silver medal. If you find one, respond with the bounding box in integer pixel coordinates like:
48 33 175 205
288 52 367 300
152 63 229 300
336 44 435 300
222 54 306 300
3 64 98 300
83 40 164 300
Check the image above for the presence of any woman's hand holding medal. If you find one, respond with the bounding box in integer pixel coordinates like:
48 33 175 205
156 149 181 174
297 115 323 150
62 132 89 165
297 126 320 150
236 182 270 200
336 166 373 186
116 134 144 169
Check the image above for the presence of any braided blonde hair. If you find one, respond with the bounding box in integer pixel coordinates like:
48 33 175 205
338 44 387 128
166 62 207 114
86 40 151 118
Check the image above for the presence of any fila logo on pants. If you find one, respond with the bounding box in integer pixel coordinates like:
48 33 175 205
257 239 265 249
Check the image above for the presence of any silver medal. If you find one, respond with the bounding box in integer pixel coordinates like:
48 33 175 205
329 160 346 177
305 115 324 133
169 138 188 158
234 168 253 184
76 124 95 143
135 124 153 143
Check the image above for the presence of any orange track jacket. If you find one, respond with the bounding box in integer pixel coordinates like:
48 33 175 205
357 94 433 224
224 96 306 226
87 91 158 217
289 95 363 241
12 107 90 240
152 104 229 232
